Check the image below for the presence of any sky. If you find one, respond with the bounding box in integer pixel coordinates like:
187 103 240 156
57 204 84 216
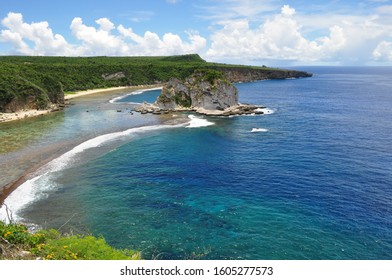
1 0 392 66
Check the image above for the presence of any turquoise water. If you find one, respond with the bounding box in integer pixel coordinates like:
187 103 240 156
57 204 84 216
114 88 162 104
2 67 392 259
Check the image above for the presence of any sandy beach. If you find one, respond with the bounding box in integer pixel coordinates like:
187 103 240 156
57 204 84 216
0 109 53 123
64 86 133 100
64 84 162 100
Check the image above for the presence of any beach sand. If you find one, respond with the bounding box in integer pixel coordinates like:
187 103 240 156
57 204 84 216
64 85 161 100
0 109 53 123
64 86 132 100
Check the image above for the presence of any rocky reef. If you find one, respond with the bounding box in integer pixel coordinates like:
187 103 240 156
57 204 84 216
135 70 270 116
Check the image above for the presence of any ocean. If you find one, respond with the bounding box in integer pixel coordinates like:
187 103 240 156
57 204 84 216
1 67 392 259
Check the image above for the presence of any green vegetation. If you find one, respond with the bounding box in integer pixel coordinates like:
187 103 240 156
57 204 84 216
0 221 141 260
195 69 225 84
0 54 309 112
174 91 192 107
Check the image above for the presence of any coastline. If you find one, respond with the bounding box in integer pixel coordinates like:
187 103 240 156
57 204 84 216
65 84 162 100
0 84 161 207
0 108 54 123
0 85 161 124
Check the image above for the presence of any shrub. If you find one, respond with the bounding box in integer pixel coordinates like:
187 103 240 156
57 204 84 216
1 221 141 260
194 69 224 84
41 235 140 260
0 221 30 245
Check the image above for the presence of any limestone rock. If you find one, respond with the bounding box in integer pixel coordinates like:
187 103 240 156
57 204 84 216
135 70 269 116
101 72 126 80
155 70 238 111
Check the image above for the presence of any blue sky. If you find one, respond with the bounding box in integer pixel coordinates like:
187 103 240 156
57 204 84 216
1 0 392 66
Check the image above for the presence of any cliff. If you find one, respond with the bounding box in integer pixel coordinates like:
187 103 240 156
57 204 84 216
136 70 269 116
156 70 238 111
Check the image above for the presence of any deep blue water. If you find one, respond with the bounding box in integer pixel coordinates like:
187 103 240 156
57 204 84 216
8 67 392 259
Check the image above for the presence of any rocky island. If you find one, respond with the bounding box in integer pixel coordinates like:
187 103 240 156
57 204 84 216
136 70 274 116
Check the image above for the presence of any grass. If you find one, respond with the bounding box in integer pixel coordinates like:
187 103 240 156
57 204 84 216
0 220 141 260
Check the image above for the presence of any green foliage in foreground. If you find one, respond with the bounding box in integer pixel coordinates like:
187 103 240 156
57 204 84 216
0 221 141 260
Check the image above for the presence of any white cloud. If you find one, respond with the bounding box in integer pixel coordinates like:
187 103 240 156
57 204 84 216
0 12 72 55
70 17 125 55
2 4 392 65
281 4 295 17
373 41 392 60
206 4 392 65
207 5 338 62
0 29 31 54
117 24 206 56
69 16 207 56
0 12 207 57
95 18 115 32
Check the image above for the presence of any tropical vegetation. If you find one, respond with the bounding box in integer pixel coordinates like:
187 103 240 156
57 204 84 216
0 54 279 111
0 220 141 260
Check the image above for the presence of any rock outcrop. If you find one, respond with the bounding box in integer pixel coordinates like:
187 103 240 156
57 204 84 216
156 70 238 111
101 72 126 80
135 70 268 116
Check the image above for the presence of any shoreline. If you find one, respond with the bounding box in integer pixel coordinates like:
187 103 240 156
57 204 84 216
0 117 191 222
64 85 158 100
0 84 161 207
0 106 59 123
0 84 161 124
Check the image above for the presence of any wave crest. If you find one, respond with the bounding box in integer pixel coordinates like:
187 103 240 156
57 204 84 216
186 115 215 128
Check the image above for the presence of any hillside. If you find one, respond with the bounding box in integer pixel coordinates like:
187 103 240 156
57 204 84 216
0 54 311 112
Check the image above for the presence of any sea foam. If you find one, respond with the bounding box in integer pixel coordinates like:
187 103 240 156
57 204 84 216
186 115 215 128
254 107 275 115
251 128 268 133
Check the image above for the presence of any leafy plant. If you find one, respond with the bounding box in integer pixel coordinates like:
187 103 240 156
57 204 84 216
1 221 141 260
40 235 140 260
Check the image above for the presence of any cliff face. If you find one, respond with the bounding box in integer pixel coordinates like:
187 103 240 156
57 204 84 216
136 70 272 116
156 70 238 111
0 76 64 113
